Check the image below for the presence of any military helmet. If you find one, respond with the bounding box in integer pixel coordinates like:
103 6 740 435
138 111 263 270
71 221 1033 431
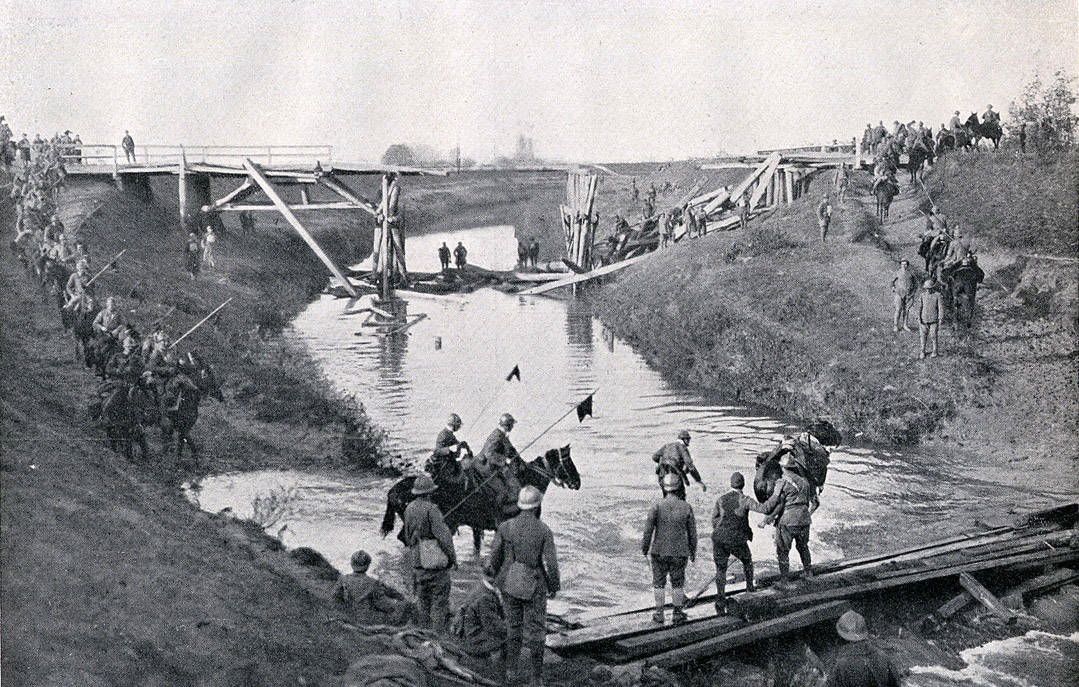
498 413 515 429
678 429 690 441
350 550 372 572
835 610 869 642
661 472 682 492
411 473 438 495
517 485 543 510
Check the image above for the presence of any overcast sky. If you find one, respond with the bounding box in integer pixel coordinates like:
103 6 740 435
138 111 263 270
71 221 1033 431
2 1 1076 162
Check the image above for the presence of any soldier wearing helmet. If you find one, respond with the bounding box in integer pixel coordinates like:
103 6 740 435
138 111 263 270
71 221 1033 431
402 473 456 633
488 486 559 687
333 549 413 625
651 429 707 499
426 412 471 479
760 451 819 589
476 413 525 517
642 471 698 625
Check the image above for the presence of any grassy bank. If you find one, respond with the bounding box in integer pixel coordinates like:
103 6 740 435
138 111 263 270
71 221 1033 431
592 158 1078 455
58 175 390 474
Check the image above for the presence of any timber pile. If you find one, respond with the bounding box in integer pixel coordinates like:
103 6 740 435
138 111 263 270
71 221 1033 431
562 172 600 272
546 503 1078 668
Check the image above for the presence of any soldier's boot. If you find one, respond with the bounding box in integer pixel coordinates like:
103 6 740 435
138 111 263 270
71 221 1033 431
775 559 794 591
504 638 521 685
652 587 665 624
744 562 756 592
671 588 688 625
715 578 727 615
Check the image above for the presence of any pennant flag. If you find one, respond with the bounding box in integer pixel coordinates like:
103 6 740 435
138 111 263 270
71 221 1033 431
505 364 521 382
575 393 593 422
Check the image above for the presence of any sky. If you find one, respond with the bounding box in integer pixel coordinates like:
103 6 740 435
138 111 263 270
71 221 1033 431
2 0 1077 162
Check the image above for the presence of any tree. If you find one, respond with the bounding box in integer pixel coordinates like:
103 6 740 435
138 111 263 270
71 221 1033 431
1008 70 1079 152
381 144 415 166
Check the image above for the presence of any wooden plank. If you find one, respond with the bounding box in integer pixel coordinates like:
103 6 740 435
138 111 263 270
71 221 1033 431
243 159 358 297
613 615 744 658
317 174 379 217
702 152 780 216
519 251 654 296
645 601 850 669
747 155 781 208
934 567 1079 623
216 202 368 212
959 572 1017 622
201 178 256 212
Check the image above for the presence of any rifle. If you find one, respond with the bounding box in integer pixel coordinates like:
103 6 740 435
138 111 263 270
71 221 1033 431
168 298 233 350
85 249 127 287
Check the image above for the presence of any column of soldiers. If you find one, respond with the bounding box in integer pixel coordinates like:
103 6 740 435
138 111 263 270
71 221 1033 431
6 125 214 451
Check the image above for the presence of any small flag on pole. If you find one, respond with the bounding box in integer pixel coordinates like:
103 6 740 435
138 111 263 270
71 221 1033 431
506 364 521 382
575 393 593 422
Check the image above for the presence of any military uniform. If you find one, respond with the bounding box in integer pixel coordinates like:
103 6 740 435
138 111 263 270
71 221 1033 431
489 510 559 680
427 426 464 479
651 441 702 497
826 641 902 687
760 469 817 581
476 428 524 515
642 494 697 591
712 489 767 605
401 498 455 632
106 349 144 384
457 578 506 657
333 571 412 624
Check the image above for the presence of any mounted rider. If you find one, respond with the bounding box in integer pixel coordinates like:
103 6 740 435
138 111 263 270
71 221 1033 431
105 335 145 385
475 413 526 517
93 296 121 339
982 104 1000 125
426 412 471 481
652 430 707 499
948 111 963 132
63 259 93 311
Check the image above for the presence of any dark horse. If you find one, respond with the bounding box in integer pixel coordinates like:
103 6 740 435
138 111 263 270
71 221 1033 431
70 300 100 364
753 420 841 504
873 177 899 225
941 258 985 331
906 142 928 184
89 382 156 460
160 351 223 461
381 445 581 554
966 113 1002 150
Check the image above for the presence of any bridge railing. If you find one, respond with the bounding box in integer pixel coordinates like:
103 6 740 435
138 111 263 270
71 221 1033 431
60 144 334 174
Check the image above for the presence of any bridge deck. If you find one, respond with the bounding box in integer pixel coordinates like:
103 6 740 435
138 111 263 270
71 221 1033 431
63 161 446 178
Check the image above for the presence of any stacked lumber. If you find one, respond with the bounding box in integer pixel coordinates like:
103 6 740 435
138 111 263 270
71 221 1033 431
545 503 1078 667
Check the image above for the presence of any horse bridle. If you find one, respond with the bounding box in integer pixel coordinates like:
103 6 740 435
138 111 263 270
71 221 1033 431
526 451 565 488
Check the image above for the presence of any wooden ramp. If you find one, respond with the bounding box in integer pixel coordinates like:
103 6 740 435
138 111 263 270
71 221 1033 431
546 503 1078 667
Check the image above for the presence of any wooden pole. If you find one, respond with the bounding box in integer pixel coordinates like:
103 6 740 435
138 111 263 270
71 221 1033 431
380 174 392 300
242 159 358 297
168 297 234 350
178 147 188 228
958 572 1017 623
784 169 795 206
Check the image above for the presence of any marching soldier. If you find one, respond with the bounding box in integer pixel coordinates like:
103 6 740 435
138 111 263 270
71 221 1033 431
489 486 559 687
651 429 707 499
402 473 456 632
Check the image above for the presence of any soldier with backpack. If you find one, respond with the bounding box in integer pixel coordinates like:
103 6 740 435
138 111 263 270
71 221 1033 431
402 474 456 632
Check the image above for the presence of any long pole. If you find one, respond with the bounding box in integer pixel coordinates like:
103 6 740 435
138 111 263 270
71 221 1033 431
381 174 392 300
85 249 127 287
168 297 233 350
443 388 598 518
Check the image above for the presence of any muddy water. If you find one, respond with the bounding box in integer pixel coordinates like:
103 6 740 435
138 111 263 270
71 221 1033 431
190 232 1072 618
908 630 1079 687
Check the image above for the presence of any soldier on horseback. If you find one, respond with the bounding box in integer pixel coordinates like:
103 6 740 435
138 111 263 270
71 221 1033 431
426 412 471 481
475 413 526 517
652 430 707 499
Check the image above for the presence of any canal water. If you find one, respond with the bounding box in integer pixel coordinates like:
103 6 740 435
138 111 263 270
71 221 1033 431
188 230 1073 618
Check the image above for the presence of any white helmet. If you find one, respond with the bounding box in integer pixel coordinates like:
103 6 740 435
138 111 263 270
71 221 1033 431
517 485 542 510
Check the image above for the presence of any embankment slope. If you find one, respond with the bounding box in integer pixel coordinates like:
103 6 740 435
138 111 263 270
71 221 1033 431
593 155 1078 469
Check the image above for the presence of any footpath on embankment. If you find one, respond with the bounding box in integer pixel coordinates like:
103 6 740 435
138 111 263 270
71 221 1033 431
591 152 1077 497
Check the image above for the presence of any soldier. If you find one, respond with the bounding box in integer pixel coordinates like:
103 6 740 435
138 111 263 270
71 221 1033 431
833 163 849 204
63 259 93 311
453 241 468 270
826 611 902 687
438 241 451 271
816 196 833 242
642 472 697 625
529 238 540 267
918 279 942 359
402 474 455 632
651 430 707 499
106 335 145 384
333 550 413 625
711 471 768 615
426 412 470 478
489 486 559 687
760 452 819 589
122 130 135 163
891 259 916 333
455 563 506 682
476 413 525 517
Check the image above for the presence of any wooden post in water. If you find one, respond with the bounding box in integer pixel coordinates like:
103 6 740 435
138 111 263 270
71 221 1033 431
380 173 392 300
177 147 188 229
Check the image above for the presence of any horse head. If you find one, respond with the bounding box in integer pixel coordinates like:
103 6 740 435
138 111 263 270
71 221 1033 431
753 447 784 503
549 444 580 490
186 351 223 402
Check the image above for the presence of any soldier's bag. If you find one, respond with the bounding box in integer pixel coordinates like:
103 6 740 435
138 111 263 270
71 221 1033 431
502 561 539 601
417 539 449 570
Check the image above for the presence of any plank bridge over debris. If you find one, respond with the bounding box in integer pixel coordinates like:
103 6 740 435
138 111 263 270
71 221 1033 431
547 503 1078 670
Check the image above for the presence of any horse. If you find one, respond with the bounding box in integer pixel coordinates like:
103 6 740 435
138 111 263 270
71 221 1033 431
381 445 580 555
71 301 100 364
941 259 985 331
954 125 974 151
160 352 223 461
906 143 928 184
89 382 155 460
753 420 841 504
873 177 899 225
966 113 1002 150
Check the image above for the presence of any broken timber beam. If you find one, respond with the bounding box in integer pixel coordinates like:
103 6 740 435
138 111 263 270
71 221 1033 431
702 152 781 216
519 251 653 296
958 572 1017 623
201 178 257 213
318 174 379 218
644 601 850 669
214 202 367 212
242 159 358 297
